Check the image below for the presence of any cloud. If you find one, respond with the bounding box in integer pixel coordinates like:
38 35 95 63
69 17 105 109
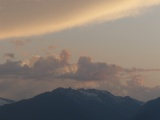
0 50 75 80
48 45 57 50
0 50 127 81
0 50 160 101
3 53 15 59
0 53 124 81
11 39 32 46
60 56 123 81
125 75 160 101
0 60 30 79
0 0 160 39
125 68 160 73
96 75 160 102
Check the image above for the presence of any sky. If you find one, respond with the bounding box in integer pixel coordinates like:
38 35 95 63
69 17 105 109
0 0 160 101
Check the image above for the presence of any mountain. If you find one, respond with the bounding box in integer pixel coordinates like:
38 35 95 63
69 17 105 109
131 97 160 120
0 88 144 120
0 97 14 106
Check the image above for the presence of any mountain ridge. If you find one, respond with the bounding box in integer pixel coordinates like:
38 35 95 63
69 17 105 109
131 97 160 120
0 97 15 106
0 87 144 120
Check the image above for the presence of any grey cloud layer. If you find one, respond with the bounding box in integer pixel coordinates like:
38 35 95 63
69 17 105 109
60 56 123 81
0 50 123 81
0 50 73 80
0 50 160 101
0 50 159 81
0 0 160 39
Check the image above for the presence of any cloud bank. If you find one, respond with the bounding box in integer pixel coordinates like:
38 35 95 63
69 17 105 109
0 0 160 39
0 50 160 101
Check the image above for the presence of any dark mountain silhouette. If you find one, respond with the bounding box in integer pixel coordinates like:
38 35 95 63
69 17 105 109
131 97 160 120
0 88 143 120
0 97 15 106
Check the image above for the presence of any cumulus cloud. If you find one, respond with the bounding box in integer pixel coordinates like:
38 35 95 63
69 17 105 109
0 53 124 81
0 50 160 101
0 60 29 79
97 75 160 101
125 75 160 101
60 56 123 81
126 75 144 87
0 50 74 80
0 0 160 39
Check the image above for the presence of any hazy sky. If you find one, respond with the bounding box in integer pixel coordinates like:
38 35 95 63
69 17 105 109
0 0 160 101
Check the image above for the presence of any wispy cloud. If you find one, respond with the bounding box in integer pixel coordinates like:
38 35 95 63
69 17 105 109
0 0 160 39
3 53 15 59
10 39 32 46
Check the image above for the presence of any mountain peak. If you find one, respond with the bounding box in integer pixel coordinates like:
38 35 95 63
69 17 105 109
0 88 144 120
